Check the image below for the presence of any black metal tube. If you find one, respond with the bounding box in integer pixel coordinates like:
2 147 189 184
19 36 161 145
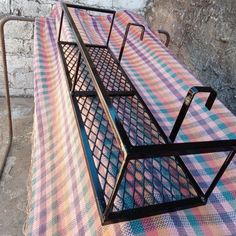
106 196 204 224
118 23 145 62
62 3 131 155
71 52 81 93
58 10 64 42
106 11 116 46
204 151 236 199
103 158 128 221
73 90 136 97
66 3 115 47
66 3 116 14
128 140 236 159
170 86 217 142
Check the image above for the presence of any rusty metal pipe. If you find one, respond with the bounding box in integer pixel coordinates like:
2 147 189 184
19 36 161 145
158 29 170 47
0 16 34 180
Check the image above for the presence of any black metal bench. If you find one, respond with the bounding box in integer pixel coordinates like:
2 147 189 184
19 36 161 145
58 3 236 225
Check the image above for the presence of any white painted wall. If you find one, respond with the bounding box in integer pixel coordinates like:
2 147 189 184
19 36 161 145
0 0 148 96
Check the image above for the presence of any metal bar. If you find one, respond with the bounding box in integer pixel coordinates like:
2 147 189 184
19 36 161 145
174 156 205 198
128 140 236 159
118 23 145 62
66 3 116 14
103 158 128 221
71 52 81 93
60 40 76 45
60 41 108 48
85 44 107 48
105 196 204 224
62 4 131 155
66 3 115 47
106 11 115 46
58 43 107 219
73 90 136 97
58 10 64 42
204 151 236 199
170 86 217 142
158 29 170 47
0 16 34 180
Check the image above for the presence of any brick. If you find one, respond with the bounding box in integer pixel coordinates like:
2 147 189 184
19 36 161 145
0 0 10 14
9 70 34 89
5 21 34 40
5 38 24 55
6 55 33 74
113 0 146 10
79 0 112 8
11 0 52 17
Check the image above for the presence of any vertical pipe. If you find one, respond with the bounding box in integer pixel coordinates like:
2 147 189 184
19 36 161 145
0 16 34 180
106 12 116 47
71 52 81 93
103 157 128 220
58 10 64 42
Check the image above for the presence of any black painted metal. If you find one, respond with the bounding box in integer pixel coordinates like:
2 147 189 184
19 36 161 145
71 52 81 93
58 3 236 224
119 23 145 62
158 29 170 47
204 150 236 199
170 86 217 142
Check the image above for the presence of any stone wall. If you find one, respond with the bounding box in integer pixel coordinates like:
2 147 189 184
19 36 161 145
145 0 236 115
0 0 147 96
2 0 235 115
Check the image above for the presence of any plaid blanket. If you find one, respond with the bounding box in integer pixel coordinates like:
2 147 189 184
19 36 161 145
26 3 236 235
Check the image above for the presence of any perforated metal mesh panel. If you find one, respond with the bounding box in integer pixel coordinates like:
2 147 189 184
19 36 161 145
60 42 197 212
77 96 123 204
88 47 133 92
112 95 164 146
114 157 196 211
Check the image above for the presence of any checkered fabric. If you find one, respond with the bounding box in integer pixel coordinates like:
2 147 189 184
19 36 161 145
26 3 236 235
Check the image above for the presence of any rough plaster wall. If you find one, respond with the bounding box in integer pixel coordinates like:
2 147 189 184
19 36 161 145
0 0 147 96
145 0 236 115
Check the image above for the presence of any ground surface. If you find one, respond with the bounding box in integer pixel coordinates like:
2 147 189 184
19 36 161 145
0 97 33 236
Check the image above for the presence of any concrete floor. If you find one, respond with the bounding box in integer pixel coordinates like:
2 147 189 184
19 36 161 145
0 97 34 236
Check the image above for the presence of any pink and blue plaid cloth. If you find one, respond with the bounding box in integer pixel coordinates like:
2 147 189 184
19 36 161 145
26 3 236 235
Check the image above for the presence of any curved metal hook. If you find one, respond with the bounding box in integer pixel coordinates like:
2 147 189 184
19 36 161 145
170 86 217 142
157 29 170 47
118 23 145 62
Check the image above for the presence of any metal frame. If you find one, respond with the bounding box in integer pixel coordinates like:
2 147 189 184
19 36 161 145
58 3 236 224
0 16 34 180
